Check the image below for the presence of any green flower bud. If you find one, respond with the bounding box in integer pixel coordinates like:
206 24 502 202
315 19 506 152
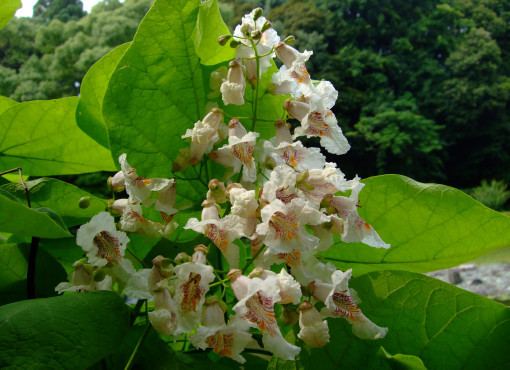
217 34 232 46
240 23 252 36
252 7 263 21
229 39 242 48
284 35 296 45
261 20 272 33
93 270 106 282
251 30 262 40
78 196 90 209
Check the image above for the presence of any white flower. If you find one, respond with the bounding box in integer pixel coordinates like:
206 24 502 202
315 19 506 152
273 42 314 97
220 59 245 105
229 187 259 236
228 270 301 361
184 203 246 268
233 9 280 82
120 201 164 237
297 301 330 348
173 261 215 335
258 268 302 305
215 130 260 183
149 287 179 336
124 268 152 300
189 298 252 363
296 162 347 205
324 177 390 249
118 154 177 214
55 259 113 294
76 212 129 267
256 197 329 254
310 270 388 340
182 108 224 165
261 164 299 204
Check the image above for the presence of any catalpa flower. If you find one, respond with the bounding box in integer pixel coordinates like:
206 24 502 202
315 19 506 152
233 8 280 82
173 247 215 335
220 59 245 106
149 285 179 336
184 201 246 268
297 301 330 348
182 108 224 165
212 119 260 183
249 267 302 305
119 153 177 215
256 197 329 254
273 42 314 97
76 212 129 267
310 270 388 340
55 258 113 294
228 269 301 361
296 162 347 205
321 177 390 249
189 297 252 364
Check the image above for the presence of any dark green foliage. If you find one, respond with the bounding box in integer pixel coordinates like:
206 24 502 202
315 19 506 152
33 0 86 23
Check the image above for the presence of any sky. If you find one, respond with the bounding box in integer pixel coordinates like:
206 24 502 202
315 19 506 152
15 0 110 17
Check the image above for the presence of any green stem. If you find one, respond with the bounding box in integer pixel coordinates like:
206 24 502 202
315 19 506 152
124 324 151 370
241 244 267 274
130 300 146 325
127 247 149 268
249 38 261 132
209 278 230 288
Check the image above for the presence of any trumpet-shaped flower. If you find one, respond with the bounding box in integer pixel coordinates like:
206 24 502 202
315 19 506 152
173 260 215 335
182 108 224 165
76 212 129 267
297 301 330 348
189 298 252 363
229 270 300 361
220 59 245 105
256 197 329 254
149 286 179 336
214 131 260 183
311 270 388 340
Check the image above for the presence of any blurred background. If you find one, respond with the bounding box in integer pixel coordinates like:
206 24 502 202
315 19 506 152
2 0 510 212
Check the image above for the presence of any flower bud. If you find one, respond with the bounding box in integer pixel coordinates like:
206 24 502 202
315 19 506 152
240 23 252 36
174 252 191 264
261 20 272 33
93 269 106 282
284 35 296 45
280 305 299 325
78 197 90 209
248 266 264 279
252 7 263 20
109 198 128 216
218 34 232 46
274 119 293 145
107 171 125 192
207 179 227 203
298 301 330 348
284 98 310 121
250 30 262 40
230 39 242 48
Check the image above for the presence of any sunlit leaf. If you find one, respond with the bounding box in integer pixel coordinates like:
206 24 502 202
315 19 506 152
0 98 116 176
193 0 235 65
378 347 427 370
76 43 130 148
0 96 17 115
0 0 21 30
103 0 208 178
0 291 130 368
321 175 510 274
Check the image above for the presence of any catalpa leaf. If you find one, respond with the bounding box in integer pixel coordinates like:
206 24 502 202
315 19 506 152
76 43 131 148
0 189 71 238
0 291 130 368
0 97 116 176
350 271 510 369
193 0 235 65
320 175 510 274
103 0 208 178
0 0 21 30
0 96 17 115
1 178 107 227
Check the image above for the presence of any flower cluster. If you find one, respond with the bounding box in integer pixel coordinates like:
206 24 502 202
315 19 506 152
56 8 390 363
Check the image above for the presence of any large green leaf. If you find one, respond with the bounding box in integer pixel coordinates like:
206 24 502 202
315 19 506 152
193 0 235 65
39 238 84 274
103 0 209 177
1 178 107 227
0 243 67 305
320 175 510 274
0 0 21 30
0 97 116 176
76 43 130 148
351 271 510 369
0 96 17 115
0 291 130 368
276 271 510 369
0 190 71 238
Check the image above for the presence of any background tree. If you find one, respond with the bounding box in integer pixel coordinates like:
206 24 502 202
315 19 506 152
33 0 86 23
